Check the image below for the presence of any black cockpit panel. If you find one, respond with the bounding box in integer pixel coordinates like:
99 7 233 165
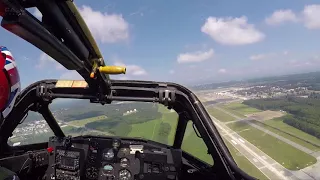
45 136 182 180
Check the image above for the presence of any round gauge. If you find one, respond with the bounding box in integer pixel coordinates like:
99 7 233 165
102 164 114 176
118 148 130 158
112 139 120 149
120 158 130 167
103 164 113 171
86 167 98 179
103 149 114 160
119 169 131 180
88 155 97 163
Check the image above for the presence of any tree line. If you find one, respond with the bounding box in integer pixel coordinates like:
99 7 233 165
243 97 320 138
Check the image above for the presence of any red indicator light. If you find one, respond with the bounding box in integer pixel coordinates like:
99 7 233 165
47 147 54 153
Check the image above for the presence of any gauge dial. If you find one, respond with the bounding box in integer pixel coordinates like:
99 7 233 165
118 148 130 158
119 169 131 180
86 167 98 179
102 164 115 178
120 158 130 167
103 149 114 160
88 154 97 164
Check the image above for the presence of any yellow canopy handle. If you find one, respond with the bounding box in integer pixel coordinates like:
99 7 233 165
98 66 126 74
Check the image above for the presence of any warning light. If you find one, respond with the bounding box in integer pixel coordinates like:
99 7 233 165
47 147 54 153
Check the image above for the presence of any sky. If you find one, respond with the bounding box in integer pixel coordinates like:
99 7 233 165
2 0 320 87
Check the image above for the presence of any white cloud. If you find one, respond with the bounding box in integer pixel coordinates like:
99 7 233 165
79 5 129 43
114 61 147 76
265 9 299 25
33 8 42 19
36 52 65 70
201 16 265 45
177 49 214 63
218 68 227 73
249 53 278 60
60 71 83 80
302 4 320 29
283 51 289 55
250 54 266 60
36 53 54 69
266 5 320 30
169 70 175 74
21 56 29 61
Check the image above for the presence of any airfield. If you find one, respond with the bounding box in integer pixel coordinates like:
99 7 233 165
197 90 320 180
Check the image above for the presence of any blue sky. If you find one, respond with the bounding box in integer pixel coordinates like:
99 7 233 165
2 0 320 87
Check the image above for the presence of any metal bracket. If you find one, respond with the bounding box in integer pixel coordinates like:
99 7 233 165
36 83 53 103
159 89 175 106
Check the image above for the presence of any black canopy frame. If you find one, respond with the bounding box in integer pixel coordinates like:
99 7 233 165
0 79 255 180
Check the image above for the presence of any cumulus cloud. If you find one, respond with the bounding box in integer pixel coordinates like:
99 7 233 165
177 49 214 63
302 4 320 29
265 9 299 25
218 68 227 73
114 61 147 76
201 16 265 45
266 4 320 30
79 5 129 43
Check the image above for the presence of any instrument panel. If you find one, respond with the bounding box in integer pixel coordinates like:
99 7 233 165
46 136 182 180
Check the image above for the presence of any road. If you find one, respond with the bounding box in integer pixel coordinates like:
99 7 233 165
210 115 299 180
212 106 320 179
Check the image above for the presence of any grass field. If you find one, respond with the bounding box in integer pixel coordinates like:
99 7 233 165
247 110 285 121
224 139 268 180
253 120 320 151
221 102 262 117
68 115 107 126
128 105 178 145
207 108 236 122
264 118 320 148
127 105 213 165
128 119 159 139
227 121 317 170
182 121 214 165
61 125 74 132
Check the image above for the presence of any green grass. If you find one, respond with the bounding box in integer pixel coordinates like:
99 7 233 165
68 115 107 126
221 102 261 117
128 119 158 139
228 121 251 132
253 121 320 151
223 139 268 180
228 121 317 170
207 108 236 122
128 105 178 145
61 125 74 132
264 118 320 147
182 121 214 165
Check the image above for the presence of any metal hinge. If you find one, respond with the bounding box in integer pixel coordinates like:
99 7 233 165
36 83 53 103
159 89 175 106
